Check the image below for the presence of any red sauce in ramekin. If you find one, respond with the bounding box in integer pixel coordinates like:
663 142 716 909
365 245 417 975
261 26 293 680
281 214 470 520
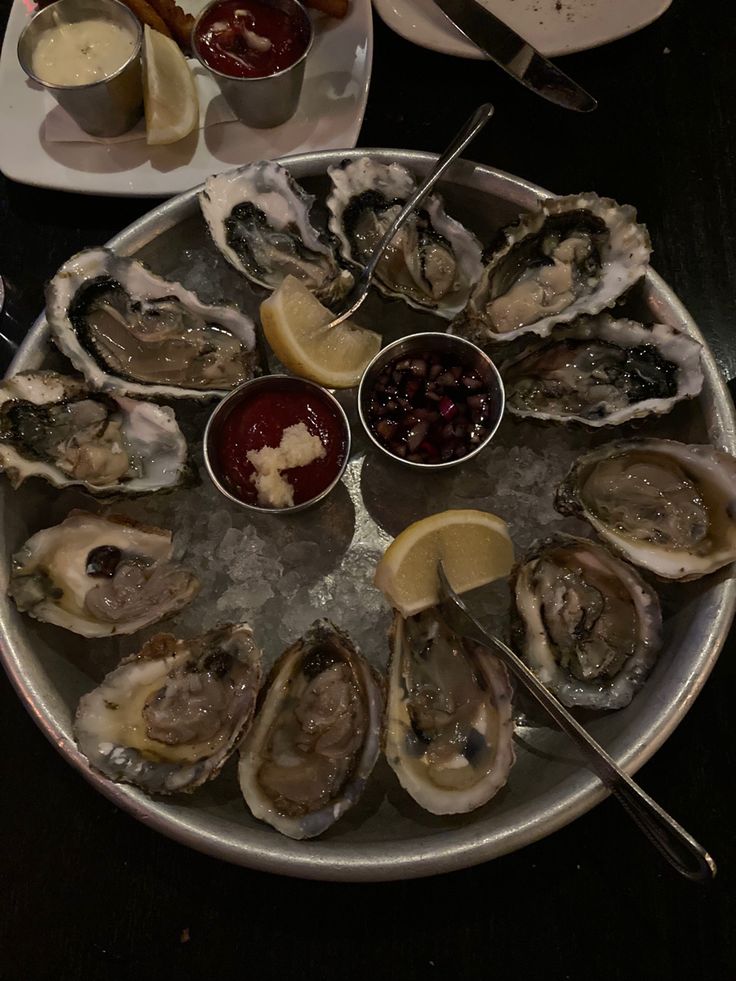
195 0 310 79
213 380 348 507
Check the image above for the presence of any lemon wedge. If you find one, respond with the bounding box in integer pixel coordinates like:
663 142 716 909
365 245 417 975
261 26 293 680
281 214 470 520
260 275 382 389
142 25 198 146
374 509 514 618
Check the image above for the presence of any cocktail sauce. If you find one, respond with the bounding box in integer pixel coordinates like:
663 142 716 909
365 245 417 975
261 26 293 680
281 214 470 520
194 0 310 79
214 380 348 507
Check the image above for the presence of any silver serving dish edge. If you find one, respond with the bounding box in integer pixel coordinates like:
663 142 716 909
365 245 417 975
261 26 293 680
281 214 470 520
1 151 734 881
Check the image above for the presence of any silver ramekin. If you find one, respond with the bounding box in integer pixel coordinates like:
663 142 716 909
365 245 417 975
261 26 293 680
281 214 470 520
17 0 143 138
358 332 505 470
191 0 313 129
204 374 351 514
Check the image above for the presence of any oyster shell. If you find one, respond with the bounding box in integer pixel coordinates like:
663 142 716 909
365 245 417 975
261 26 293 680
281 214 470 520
453 193 651 344
556 439 736 579
46 248 258 399
511 535 662 709
74 623 262 794
384 609 514 815
199 162 353 306
499 315 703 426
238 620 384 839
8 511 199 636
326 157 483 318
0 371 189 493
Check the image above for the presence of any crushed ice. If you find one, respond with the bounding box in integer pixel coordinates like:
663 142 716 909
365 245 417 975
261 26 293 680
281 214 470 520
109 402 593 670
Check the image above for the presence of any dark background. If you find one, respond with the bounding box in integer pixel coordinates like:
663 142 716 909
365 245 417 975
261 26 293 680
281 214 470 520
1 1 734 978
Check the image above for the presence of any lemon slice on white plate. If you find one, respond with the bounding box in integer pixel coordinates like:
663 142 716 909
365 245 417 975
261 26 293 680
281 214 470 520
374 509 514 618
260 275 382 389
142 25 199 146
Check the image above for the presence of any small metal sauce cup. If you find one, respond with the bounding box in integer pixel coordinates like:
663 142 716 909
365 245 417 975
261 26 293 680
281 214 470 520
204 375 351 514
191 0 313 129
17 0 143 138
358 332 505 470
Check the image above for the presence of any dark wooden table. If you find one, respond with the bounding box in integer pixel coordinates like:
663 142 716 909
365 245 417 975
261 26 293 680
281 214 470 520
1 1 734 978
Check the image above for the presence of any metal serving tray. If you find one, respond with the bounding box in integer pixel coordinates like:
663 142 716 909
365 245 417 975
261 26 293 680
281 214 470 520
1 151 734 881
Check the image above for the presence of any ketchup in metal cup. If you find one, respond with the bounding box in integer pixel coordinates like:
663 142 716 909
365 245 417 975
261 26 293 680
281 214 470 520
214 381 348 507
195 0 311 78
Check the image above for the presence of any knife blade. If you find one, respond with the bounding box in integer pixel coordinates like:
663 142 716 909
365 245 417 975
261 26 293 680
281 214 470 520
432 0 597 112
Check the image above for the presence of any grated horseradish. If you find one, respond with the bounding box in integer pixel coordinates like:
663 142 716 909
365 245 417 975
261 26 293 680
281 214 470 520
246 423 326 508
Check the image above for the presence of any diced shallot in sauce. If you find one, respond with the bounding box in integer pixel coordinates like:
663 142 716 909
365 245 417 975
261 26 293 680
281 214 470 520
365 350 499 464
194 0 310 78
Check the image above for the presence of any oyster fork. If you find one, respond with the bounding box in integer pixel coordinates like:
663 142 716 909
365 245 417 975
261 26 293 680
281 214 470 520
436 562 716 882
325 102 494 330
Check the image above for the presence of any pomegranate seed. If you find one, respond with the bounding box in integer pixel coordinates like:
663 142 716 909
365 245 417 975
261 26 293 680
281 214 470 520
439 397 457 420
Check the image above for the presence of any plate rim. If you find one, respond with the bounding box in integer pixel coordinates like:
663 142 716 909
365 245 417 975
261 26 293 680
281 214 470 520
370 0 674 61
2 150 734 881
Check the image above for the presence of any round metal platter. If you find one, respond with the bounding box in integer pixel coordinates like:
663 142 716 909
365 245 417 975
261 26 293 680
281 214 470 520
1 151 734 881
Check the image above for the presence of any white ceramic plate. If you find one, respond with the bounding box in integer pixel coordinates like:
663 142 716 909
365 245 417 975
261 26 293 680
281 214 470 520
371 0 672 60
0 0 372 196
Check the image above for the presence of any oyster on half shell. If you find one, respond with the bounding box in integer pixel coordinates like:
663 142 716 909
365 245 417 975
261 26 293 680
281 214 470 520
499 315 704 426
327 157 484 318
384 609 514 815
511 535 662 709
8 511 199 637
453 193 651 344
200 162 353 307
46 248 258 399
238 620 384 839
75 623 263 794
556 439 736 579
0 371 189 493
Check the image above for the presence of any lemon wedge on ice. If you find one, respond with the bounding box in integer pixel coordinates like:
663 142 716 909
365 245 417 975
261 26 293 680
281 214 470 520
374 509 514 618
260 275 382 389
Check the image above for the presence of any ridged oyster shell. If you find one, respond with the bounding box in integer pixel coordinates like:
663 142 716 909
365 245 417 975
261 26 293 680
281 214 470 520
511 535 662 709
0 371 189 493
326 157 483 318
453 192 652 344
8 511 199 637
200 161 353 306
499 315 704 426
46 248 258 399
74 623 263 794
384 609 514 815
556 439 736 579
238 620 384 839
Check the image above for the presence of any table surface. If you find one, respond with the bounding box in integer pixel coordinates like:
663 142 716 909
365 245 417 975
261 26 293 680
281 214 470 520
1 1 735 978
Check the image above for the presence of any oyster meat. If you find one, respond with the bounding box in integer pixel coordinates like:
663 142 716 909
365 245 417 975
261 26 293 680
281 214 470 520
46 248 258 399
556 439 736 579
454 193 651 344
499 315 703 426
238 620 384 839
75 623 262 794
0 371 189 493
326 157 483 318
385 609 514 815
200 162 353 306
511 535 662 709
8 511 199 636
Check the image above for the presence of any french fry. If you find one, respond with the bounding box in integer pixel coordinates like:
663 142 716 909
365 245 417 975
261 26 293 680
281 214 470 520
118 0 173 39
303 0 349 17
147 0 196 53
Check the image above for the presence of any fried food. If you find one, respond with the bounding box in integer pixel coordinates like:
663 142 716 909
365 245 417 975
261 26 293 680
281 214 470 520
118 0 173 39
303 0 349 17
147 0 196 53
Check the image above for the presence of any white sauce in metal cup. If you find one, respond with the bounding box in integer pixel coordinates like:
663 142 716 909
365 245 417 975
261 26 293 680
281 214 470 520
31 17 136 86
